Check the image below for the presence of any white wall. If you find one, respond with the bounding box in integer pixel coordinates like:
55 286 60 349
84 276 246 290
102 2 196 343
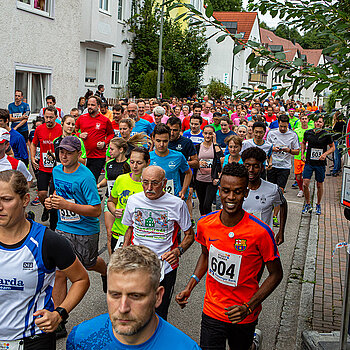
0 1 81 114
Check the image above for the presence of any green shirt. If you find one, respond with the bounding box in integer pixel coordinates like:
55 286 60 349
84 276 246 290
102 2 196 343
110 173 143 236
210 123 221 132
292 117 315 130
294 125 313 160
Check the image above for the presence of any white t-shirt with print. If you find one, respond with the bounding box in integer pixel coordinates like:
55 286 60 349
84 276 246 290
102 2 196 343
243 179 285 228
266 129 300 169
122 192 191 274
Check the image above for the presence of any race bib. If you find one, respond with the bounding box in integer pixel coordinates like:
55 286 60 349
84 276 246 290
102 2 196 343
310 148 323 161
42 152 55 168
208 245 242 287
107 180 115 196
200 159 213 168
165 179 174 195
12 112 22 119
59 199 80 222
0 340 24 350
113 235 124 251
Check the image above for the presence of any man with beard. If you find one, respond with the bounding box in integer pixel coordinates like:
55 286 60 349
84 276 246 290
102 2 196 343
75 96 114 182
66 245 200 349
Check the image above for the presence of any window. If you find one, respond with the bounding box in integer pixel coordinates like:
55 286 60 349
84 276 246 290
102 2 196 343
15 68 51 114
17 0 53 17
85 49 99 85
111 56 121 86
117 0 123 20
99 0 109 12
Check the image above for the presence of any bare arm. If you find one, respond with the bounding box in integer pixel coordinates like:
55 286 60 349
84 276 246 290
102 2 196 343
179 168 192 200
123 226 133 247
276 200 287 245
188 154 199 169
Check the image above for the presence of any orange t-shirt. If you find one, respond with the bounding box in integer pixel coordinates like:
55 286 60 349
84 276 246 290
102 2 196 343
196 210 279 324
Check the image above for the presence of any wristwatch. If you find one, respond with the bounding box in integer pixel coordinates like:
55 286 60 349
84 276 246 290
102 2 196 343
178 246 185 256
55 307 69 322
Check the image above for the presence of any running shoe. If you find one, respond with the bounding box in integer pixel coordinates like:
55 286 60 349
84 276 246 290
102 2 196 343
31 196 41 206
273 216 279 227
41 208 50 222
55 321 68 339
291 181 298 189
302 203 312 215
297 190 304 198
316 204 321 215
252 328 262 350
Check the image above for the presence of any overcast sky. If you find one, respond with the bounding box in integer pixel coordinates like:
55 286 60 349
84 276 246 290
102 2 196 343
242 0 281 29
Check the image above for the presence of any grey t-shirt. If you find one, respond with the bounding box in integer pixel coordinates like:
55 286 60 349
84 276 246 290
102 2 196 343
266 129 300 169
243 179 286 228
241 139 273 156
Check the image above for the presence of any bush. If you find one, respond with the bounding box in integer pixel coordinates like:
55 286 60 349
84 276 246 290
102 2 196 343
206 78 232 100
140 70 174 98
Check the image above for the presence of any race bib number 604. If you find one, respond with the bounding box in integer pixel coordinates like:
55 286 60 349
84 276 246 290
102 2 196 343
208 245 242 287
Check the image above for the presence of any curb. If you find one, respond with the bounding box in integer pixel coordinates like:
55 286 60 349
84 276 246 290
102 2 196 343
275 179 316 349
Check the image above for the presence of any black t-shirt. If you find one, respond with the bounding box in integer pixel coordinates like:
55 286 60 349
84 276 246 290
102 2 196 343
169 136 196 162
304 129 333 166
0 226 76 271
333 121 346 141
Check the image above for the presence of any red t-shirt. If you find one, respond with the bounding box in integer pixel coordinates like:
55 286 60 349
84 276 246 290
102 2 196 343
140 113 153 123
111 121 120 136
181 117 208 132
75 113 114 158
32 123 62 173
196 210 279 324
264 113 277 123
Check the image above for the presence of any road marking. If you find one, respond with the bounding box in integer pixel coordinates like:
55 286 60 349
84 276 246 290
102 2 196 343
287 200 304 205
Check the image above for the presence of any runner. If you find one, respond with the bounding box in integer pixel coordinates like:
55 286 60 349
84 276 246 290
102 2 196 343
122 166 195 320
107 147 150 254
53 115 87 166
293 114 313 197
0 170 89 349
8 89 30 142
66 245 201 349
100 102 113 122
301 117 335 215
175 162 283 350
183 115 205 146
127 102 153 136
216 116 236 152
150 124 192 199
137 99 154 123
75 95 114 182
0 109 29 166
182 103 207 132
30 106 62 222
0 128 32 183
97 137 131 255
111 104 125 136
44 136 108 337
242 147 287 245
39 95 65 123
167 117 199 223
266 114 299 227
194 125 223 215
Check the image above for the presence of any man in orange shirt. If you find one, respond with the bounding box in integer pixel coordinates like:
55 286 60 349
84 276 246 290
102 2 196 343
176 162 283 350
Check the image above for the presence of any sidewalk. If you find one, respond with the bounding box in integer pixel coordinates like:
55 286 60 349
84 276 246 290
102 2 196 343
312 170 348 332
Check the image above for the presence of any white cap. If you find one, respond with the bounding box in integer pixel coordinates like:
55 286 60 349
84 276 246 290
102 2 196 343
0 128 10 144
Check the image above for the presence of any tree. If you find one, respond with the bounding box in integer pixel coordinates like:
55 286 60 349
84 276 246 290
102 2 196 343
259 21 272 30
140 70 174 98
299 29 336 50
127 0 210 98
170 0 350 106
209 0 242 12
274 23 302 44
206 78 232 99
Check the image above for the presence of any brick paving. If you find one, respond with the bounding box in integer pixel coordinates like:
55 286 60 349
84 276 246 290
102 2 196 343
312 169 348 332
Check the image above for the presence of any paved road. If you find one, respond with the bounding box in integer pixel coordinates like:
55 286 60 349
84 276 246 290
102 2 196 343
27 176 304 350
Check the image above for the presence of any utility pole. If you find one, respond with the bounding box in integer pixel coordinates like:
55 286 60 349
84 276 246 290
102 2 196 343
156 0 165 99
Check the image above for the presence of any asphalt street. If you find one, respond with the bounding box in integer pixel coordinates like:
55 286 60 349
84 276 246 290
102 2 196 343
26 175 304 350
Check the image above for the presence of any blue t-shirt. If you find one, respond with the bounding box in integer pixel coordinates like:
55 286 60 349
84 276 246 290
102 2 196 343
8 102 30 132
269 120 292 130
66 313 201 350
215 130 236 149
134 118 153 136
150 149 189 197
9 128 28 160
52 164 101 235
182 130 204 145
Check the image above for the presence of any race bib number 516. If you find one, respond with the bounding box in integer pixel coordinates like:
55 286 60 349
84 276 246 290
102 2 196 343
208 245 241 287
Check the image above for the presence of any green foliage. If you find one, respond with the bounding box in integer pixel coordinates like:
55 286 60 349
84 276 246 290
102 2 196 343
206 78 232 99
298 29 337 50
140 70 174 98
127 0 210 98
208 0 242 12
259 21 272 30
274 24 302 44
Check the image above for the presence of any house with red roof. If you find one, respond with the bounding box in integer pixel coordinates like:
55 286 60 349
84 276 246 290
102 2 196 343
203 12 261 94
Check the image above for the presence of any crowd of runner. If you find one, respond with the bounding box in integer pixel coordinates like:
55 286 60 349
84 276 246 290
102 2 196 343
0 87 343 349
